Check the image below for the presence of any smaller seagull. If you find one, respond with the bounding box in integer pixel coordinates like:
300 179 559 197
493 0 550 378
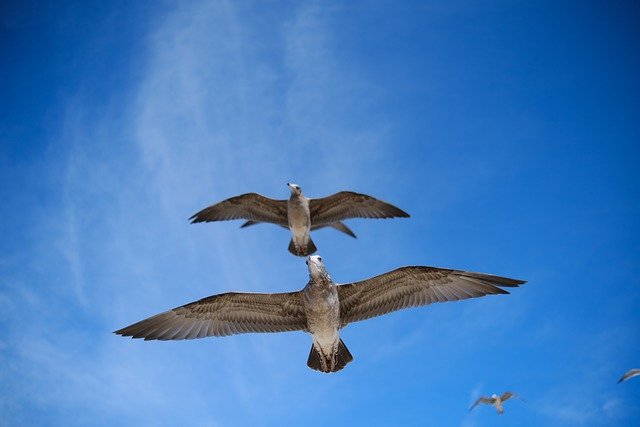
618 368 640 383
189 183 409 256
469 392 523 415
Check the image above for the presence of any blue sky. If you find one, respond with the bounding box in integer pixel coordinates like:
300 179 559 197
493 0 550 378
1 1 639 425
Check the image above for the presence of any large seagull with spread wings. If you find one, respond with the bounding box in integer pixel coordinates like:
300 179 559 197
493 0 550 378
189 183 409 256
115 255 525 373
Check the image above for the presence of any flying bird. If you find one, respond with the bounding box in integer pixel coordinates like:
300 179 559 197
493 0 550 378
115 255 525 373
618 368 640 383
469 392 523 415
189 183 409 256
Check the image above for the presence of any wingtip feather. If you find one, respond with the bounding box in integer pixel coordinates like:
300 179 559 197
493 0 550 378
189 214 203 223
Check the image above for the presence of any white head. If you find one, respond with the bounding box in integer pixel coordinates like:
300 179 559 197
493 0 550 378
287 182 302 195
306 255 327 279
491 394 499 400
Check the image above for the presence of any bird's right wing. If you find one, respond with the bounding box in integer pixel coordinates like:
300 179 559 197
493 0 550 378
190 193 288 225
115 291 307 340
337 267 525 327
469 397 493 412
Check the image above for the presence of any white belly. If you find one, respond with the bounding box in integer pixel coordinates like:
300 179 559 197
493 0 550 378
288 198 310 236
291 227 309 246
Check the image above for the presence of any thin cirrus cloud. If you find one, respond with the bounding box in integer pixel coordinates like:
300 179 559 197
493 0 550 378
2 1 401 425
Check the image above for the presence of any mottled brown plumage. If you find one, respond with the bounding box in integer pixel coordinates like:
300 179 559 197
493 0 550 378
189 183 409 256
115 256 525 372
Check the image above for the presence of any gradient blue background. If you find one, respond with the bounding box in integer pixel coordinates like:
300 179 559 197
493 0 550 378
2 1 639 425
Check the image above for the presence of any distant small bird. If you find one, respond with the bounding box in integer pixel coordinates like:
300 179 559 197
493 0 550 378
469 392 523 415
618 368 640 383
189 183 409 256
115 255 525 373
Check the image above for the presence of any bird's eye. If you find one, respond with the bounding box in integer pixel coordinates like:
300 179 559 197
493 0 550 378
318 257 322 262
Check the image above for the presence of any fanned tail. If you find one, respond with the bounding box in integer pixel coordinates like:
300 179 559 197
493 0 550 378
306 237 317 255
307 339 353 373
288 237 317 256
335 338 353 369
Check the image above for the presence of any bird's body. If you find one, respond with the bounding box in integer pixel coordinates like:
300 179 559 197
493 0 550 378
618 368 640 383
189 183 409 256
115 256 525 373
469 392 522 415
286 185 315 256
302 256 351 372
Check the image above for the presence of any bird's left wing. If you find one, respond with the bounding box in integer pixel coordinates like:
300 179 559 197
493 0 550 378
501 391 525 403
189 193 288 226
115 291 307 340
469 397 493 412
309 191 409 225
337 267 525 327
320 222 357 238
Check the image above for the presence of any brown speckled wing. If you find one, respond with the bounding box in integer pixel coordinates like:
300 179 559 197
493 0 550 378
115 291 307 340
309 191 409 225
469 396 494 412
337 267 525 327
500 392 513 401
190 193 288 226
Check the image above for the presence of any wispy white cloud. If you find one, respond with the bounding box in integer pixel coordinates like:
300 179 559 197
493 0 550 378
2 1 401 425
59 198 87 308
532 328 636 425
282 2 392 188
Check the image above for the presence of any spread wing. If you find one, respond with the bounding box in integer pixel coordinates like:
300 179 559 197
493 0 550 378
190 193 288 226
337 267 525 327
500 391 514 401
469 396 493 412
618 368 640 383
115 291 307 340
309 191 409 226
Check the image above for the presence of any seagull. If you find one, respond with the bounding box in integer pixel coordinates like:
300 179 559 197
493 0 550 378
469 392 523 415
618 368 640 383
115 255 525 373
189 183 409 256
